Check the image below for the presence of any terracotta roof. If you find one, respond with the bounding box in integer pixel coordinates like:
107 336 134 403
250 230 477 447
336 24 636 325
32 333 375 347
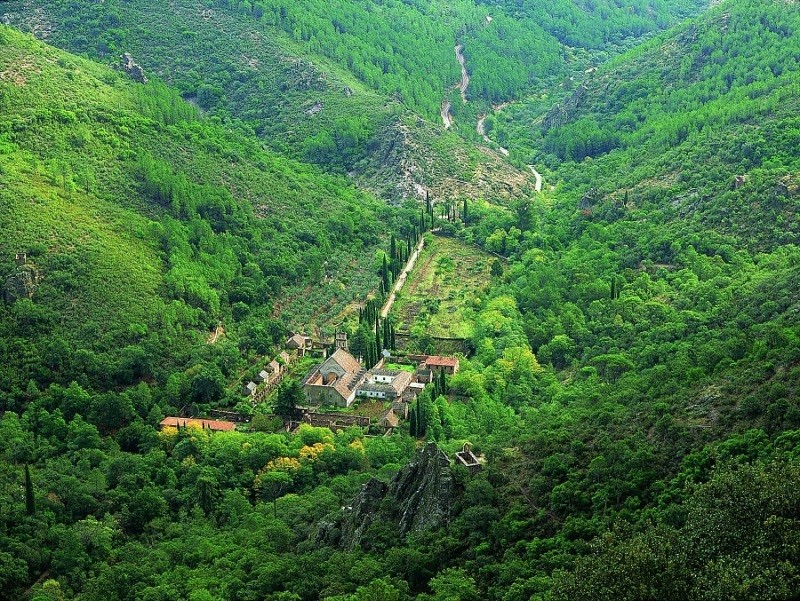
426 356 459 367
160 417 236 432
329 348 362 374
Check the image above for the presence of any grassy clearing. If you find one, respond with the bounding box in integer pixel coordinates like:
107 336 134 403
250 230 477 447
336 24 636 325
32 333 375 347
392 234 494 339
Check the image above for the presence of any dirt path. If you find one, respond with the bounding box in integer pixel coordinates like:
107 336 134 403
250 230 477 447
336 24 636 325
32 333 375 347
528 165 543 192
455 45 469 103
381 235 426 319
441 45 470 129
441 99 453 129
207 323 225 344
443 46 544 191
476 113 509 156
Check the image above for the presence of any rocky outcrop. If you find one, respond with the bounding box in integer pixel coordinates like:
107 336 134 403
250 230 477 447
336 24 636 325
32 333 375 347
120 53 148 84
578 187 598 211
389 441 453 534
4 264 39 303
542 83 588 131
317 442 454 550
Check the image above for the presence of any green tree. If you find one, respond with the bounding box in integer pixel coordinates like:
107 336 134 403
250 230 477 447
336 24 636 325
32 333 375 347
24 464 35 516
275 379 303 419
194 469 222 516
259 470 292 518
190 364 226 405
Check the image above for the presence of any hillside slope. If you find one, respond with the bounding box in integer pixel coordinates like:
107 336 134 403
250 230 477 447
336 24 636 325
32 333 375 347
535 0 800 249
0 25 399 400
2 0 541 204
2 0 708 205
494 0 800 250
444 3 800 596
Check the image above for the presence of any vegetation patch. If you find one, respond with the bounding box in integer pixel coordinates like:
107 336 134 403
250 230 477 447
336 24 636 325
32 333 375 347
392 234 494 339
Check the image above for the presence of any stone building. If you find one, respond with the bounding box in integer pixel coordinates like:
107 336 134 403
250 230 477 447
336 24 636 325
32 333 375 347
356 369 413 401
302 348 366 407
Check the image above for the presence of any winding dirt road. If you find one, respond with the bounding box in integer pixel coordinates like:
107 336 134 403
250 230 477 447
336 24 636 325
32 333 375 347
441 100 453 129
441 45 470 129
442 44 545 193
528 165 543 192
455 45 469 103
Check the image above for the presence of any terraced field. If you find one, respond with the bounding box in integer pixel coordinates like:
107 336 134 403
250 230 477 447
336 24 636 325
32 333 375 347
392 234 496 339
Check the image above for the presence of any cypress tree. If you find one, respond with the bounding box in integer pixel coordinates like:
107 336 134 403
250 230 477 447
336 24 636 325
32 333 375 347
24 464 35 516
381 254 390 293
416 396 426 437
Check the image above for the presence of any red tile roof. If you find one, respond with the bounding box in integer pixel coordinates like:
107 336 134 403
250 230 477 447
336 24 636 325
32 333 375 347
160 417 236 432
425 356 459 367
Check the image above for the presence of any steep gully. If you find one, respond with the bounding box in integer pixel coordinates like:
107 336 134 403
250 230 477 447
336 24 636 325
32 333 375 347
443 44 543 192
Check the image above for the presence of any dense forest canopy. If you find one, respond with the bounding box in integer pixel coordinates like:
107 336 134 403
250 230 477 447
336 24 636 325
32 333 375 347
2 0 800 599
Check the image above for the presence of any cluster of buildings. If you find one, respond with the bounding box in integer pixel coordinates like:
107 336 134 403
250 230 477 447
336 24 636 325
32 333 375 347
301 347 460 415
242 331 357 401
243 348 294 399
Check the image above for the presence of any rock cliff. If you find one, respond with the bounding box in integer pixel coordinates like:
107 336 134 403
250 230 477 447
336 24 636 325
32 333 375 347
4 263 39 303
318 442 454 550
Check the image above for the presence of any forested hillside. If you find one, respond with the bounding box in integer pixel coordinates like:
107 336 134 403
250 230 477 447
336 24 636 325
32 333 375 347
1 0 535 204
3 1 800 600
0 25 412 408
3 0 705 202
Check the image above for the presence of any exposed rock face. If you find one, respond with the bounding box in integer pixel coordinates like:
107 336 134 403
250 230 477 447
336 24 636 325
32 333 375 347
389 441 453 534
317 442 454 550
542 83 588 131
4 264 39 303
578 187 598 210
120 53 148 84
